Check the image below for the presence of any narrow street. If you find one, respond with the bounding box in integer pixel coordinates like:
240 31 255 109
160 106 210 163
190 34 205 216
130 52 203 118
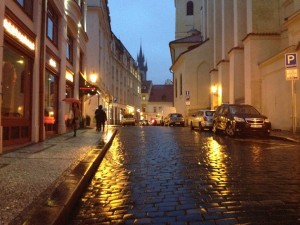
69 126 300 225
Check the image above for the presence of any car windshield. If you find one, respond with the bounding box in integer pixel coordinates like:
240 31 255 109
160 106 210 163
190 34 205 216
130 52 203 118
229 105 260 115
171 114 182 118
205 111 214 116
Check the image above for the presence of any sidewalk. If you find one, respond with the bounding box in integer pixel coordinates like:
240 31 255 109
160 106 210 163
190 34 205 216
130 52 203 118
0 126 118 225
270 129 300 143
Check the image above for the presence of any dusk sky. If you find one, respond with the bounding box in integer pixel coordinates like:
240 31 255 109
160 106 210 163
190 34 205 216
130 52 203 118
108 0 175 84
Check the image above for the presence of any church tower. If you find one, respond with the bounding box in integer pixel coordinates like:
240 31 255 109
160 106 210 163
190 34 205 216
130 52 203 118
137 45 148 82
174 0 204 40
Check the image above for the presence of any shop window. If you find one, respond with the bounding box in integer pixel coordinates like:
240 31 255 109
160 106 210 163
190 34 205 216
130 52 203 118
44 71 58 133
187 1 194 16
2 46 32 118
16 0 33 18
47 4 58 46
66 34 73 64
65 83 74 129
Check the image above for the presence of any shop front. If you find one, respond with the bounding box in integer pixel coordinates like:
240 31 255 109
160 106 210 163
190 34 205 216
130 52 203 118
64 70 75 130
2 14 35 147
44 50 60 137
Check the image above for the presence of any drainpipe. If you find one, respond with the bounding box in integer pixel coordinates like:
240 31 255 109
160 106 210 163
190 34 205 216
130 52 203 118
39 0 47 141
0 0 5 153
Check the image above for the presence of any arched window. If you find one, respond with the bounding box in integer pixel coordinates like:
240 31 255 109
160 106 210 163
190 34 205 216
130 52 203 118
187 1 194 15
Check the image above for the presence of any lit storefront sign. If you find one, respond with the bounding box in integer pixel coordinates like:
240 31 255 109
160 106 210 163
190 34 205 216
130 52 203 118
3 18 35 51
66 71 74 83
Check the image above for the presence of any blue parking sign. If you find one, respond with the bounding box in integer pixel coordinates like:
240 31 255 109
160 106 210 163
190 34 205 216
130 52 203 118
285 53 297 68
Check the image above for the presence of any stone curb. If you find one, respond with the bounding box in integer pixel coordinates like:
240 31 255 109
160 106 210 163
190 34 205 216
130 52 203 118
270 135 300 143
19 129 118 225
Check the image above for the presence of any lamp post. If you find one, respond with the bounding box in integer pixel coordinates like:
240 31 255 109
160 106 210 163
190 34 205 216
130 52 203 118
90 73 99 106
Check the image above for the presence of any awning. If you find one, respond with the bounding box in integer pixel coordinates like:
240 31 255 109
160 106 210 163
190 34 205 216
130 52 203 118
79 74 99 96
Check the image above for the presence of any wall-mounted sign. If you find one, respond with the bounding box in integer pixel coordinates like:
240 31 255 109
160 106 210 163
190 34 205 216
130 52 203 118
3 18 35 51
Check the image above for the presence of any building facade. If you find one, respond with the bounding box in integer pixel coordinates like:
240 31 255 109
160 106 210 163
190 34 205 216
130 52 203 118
0 0 142 153
0 0 89 153
171 0 300 131
111 34 141 124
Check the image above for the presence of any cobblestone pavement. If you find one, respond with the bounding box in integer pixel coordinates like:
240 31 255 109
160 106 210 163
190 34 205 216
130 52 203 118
0 127 110 225
69 126 300 225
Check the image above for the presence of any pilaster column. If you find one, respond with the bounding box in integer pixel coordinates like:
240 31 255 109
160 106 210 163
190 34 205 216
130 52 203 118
58 15 67 134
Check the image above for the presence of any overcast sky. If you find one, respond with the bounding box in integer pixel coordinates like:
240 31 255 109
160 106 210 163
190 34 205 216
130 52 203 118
108 0 175 84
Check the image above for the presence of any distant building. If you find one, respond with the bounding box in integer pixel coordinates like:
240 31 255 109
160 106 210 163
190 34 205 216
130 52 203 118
147 85 175 124
138 47 175 123
137 45 148 82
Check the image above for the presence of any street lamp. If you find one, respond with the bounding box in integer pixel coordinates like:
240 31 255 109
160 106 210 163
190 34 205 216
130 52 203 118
211 85 217 94
90 73 97 83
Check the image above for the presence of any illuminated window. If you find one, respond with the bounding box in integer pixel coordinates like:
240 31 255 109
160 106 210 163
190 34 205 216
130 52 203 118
16 0 33 17
187 1 194 15
47 4 58 46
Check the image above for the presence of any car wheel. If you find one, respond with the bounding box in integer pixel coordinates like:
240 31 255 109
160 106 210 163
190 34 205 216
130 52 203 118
225 123 235 136
190 122 194 130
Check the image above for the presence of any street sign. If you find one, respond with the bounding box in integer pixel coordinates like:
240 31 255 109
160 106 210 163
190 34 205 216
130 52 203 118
285 68 299 80
285 53 298 134
285 53 297 68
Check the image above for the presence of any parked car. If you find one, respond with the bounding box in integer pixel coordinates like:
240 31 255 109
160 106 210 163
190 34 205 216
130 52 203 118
189 109 215 131
139 119 149 126
149 118 158 126
121 114 136 126
212 104 271 136
164 113 185 127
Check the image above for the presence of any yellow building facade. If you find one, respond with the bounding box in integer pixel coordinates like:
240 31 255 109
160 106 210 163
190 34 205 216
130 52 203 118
171 0 300 131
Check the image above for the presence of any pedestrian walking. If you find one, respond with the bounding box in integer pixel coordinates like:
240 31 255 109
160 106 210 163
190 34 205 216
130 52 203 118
72 102 81 136
95 105 107 132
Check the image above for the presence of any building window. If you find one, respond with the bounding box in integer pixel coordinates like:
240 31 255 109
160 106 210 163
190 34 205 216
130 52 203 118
66 34 73 64
16 0 33 17
2 44 32 145
79 52 84 74
2 45 32 119
44 71 58 133
187 1 194 15
175 78 177 98
180 74 183 96
47 4 59 46
153 107 157 113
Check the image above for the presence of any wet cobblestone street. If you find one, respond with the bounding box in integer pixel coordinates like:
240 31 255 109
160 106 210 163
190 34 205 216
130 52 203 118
69 126 300 225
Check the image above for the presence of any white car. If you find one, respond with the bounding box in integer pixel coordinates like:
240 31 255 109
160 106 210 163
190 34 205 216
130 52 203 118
121 114 136 126
189 109 215 131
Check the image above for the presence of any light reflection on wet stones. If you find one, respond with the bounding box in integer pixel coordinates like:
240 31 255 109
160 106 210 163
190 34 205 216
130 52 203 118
69 127 300 225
